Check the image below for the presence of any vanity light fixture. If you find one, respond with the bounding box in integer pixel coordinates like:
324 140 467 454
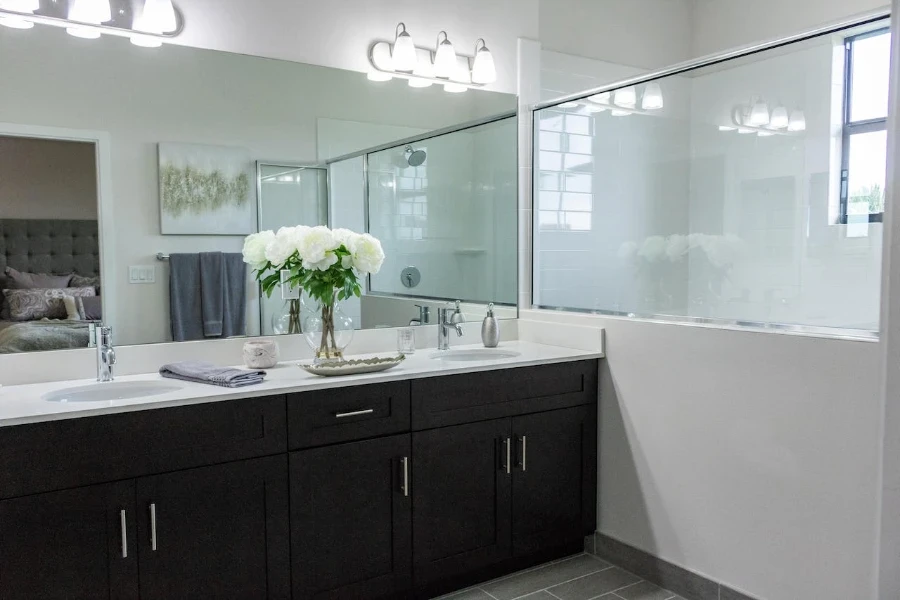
748 99 770 127
433 31 457 79
787 110 806 132
613 86 637 108
721 100 802 136
471 38 497 84
392 23 418 72
0 0 38 29
769 105 789 129
641 82 664 110
367 24 498 93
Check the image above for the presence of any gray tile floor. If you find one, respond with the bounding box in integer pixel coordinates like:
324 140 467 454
437 553 688 600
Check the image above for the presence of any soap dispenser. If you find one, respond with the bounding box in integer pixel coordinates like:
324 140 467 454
481 303 500 348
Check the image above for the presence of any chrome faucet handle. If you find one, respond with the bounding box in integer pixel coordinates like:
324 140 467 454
450 300 465 325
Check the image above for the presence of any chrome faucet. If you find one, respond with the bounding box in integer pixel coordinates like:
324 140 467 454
437 305 464 351
95 326 117 382
410 304 430 326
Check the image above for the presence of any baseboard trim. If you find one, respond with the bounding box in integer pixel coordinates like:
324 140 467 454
586 533 761 600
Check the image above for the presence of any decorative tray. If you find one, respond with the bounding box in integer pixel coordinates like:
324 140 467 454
299 354 406 377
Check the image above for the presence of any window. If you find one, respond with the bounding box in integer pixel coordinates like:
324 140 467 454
841 28 892 224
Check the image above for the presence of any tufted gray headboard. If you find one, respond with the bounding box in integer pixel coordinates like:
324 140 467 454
0 219 100 281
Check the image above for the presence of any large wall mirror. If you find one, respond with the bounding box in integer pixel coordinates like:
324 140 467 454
0 25 518 354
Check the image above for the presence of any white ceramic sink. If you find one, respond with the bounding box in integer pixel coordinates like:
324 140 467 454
43 381 183 403
430 349 522 362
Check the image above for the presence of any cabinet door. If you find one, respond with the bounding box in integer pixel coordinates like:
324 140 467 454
290 434 412 600
412 419 512 586
0 481 137 600
511 405 597 556
135 456 289 600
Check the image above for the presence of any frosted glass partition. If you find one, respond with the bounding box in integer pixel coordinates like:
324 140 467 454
533 18 890 334
367 117 518 307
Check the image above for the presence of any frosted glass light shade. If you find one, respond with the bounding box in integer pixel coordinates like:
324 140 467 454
614 86 637 107
0 0 39 12
135 0 177 33
471 43 497 84
66 25 101 38
770 106 789 129
0 15 33 28
589 92 611 104
641 83 664 110
367 69 393 82
787 110 806 132
748 101 770 126
444 82 467 93
69 0 111 24
130 34 162 47
409 54 434 88
392 24 418 72
433 34 457 79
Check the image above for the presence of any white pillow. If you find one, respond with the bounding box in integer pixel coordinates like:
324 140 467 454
62 295 81 321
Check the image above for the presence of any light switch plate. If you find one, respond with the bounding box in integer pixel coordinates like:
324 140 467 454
128 265 156 284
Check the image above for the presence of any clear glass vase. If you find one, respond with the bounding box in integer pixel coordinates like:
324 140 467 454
272 299 302 335
302 292 354 363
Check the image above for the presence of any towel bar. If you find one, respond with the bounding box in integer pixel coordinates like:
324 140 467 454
156 253 169 261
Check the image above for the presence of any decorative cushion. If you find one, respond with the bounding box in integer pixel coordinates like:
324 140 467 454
3 287 96 321
76 296 102 321
70 274 101 295
5 266 72 290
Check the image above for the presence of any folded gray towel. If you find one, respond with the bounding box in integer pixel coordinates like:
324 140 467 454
159 361 266 388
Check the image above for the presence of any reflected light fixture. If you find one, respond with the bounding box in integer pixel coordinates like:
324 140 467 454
748 99 770 127
132 0 176 46
558 101 580 108
737 127 755 134
613 86 637 107
589 92 611 104
611 109 632 117
757 130 775 137
392 23 418 72
471 38 497 84
641 82 664 110
67 0 112 38
0 0 38 28
584 102 607 113
433 31 457 79
770 105 789 129
787 110 806 132
718 125 737 131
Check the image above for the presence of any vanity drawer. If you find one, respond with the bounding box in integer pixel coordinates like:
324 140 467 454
0 395 287 499
411 360 598 430
287 381 411 449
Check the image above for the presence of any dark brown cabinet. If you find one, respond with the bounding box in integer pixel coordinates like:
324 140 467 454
135 456 290 600
0 481 138 600
412 419 513 587
290 434 412 599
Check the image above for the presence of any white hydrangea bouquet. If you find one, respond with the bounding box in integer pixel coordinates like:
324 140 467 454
242 226 385 362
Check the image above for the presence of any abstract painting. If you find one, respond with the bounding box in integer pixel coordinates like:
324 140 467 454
158 143 256 235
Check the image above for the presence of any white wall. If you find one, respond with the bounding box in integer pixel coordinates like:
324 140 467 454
0 26 513 345
170 0 540 95
0 136 97 220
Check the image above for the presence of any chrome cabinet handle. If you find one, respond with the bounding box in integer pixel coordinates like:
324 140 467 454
520 435 527 472
401 457 410 497
335 409 375 419
149 503 157 551
120 510 128 559
503 437 511 474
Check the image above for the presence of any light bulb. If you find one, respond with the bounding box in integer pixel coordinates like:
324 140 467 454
641 82 664 110
748 100 770 126
444 82 467 93
366 70 393 82
433 31 456 79
788 110 806 132
471 39 497 84
69 0 111 24
614 86 637 107
589 92 611 104
770 106 789 129
392 23 418 72
0 16 33 27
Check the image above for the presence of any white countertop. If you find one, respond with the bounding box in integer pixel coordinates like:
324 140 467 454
0 341 603 427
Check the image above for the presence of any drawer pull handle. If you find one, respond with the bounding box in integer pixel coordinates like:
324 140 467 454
335 409 375 419
149 503 158 552
503 437 511 475
120 510 128 559
520 435 527 472
401 456 410 497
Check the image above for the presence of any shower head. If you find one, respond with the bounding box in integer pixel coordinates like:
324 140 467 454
404 145 427 167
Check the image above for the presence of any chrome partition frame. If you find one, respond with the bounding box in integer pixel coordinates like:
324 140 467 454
529 8 892 341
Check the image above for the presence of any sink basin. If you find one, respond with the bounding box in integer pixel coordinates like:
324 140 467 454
430 349 522 362
43 381 183 403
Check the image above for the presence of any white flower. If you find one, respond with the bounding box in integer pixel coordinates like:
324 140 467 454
242 230 275 270
349 233 385 274
331 228 357 249
341 255 353 269
637 236 666 262
617 241 638 260
665 234 689 262
296 226 339 267
264 226 305 266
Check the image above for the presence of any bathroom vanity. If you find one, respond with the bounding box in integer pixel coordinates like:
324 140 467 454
0 346 599 600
